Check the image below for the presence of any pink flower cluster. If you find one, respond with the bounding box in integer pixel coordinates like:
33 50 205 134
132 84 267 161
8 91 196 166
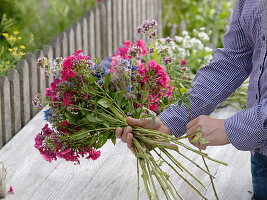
113 40 147 59
45 50 91 107
34 124 101 163
137 60 173 112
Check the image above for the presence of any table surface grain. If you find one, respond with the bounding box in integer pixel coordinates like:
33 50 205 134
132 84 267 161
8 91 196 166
0 107 253 200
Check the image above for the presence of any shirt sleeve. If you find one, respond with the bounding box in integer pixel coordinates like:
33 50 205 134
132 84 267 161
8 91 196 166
158 0 253 138
224 99 267 151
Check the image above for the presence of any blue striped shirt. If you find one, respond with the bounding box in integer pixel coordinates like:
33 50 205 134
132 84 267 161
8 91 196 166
159 0 267 155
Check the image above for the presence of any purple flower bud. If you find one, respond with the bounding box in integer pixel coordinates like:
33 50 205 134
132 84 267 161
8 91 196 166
127 46 142 58
181 67 188 71
148 48 154 54
165 37 172 43
163 57 172 65
136 26 143 34
150 20 157 27
149 31 157 38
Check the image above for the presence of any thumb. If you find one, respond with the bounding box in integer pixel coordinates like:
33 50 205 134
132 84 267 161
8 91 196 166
126 117 146 128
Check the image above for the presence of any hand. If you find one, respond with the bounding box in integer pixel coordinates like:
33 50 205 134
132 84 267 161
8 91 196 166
186 115 230 150
115 117 172 153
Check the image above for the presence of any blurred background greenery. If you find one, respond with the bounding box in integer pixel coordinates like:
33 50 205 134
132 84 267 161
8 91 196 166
162 0 234 48
0 0 96 75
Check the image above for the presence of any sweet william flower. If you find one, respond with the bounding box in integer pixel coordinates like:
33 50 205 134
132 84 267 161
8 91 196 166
180 58 187 65
8 186 14 194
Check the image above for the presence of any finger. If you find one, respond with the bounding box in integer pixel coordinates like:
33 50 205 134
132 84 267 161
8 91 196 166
188 136 195 145
186 124 200 136
186 117 200 130
194 142 201 149
121 126 132 143
115 127 123 138
199 145 207 150
126 117 147 128
126 133 135 153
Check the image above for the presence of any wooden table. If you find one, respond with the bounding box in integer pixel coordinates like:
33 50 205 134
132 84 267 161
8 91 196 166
0 107 253 200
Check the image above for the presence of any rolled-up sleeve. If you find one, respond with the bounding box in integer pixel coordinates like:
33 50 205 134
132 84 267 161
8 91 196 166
158 0 253 138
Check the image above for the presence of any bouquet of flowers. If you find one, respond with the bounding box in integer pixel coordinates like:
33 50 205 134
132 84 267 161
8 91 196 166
34 20 226 200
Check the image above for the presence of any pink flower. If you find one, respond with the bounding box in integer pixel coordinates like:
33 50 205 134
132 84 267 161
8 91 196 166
61 120 69 126
180 58 187 65
83 94 89 100
72 50 83 56
86 150 101 160
8 186 14 194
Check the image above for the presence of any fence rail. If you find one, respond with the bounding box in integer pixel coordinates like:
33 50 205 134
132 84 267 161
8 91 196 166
0 0 162 149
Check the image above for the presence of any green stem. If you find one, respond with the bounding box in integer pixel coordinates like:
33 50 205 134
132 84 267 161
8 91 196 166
154 149 208 200
200 149 219 200
161 149 207 190
178 151 215 178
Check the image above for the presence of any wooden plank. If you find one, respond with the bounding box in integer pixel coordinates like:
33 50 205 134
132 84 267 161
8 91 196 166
111 0 118 50
205 147 252 200
86 11 95 58
100 1 108 58
16 59 31 126
66 27 75 55
157 0 162 37
51 37 61 58
122 0 128 41
42 45 54 88
73 21 83 51
0 87 2 148
0 161 6 198
35 50 47 99
127 0 133 41
7 69 22 136
106 0 113 56
25 53 39 117
117 0 123 46
0 111 118 200
0 76 12 145
132 0 138 41
79 17 88 55
59 32 68 58
94 5 102 58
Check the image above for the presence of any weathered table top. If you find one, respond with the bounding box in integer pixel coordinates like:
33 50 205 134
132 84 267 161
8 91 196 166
0 107 253 200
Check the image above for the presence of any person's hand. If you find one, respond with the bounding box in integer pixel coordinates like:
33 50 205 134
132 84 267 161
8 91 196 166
186 115 230 150
115 117 172 153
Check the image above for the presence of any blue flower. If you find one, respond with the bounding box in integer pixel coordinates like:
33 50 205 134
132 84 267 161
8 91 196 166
44 108 53 122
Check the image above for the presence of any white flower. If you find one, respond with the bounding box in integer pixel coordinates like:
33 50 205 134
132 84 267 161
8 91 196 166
182 31 189 36
190 38 204 49
198 32 210 41
205 55 213 62
174 36 183 43
204 47 213 52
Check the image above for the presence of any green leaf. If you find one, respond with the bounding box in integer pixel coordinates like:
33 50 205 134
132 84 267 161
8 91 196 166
88 135 98 147
159 171 170 180
104 73 111 89
111 134 116 145
86 114 97 123
72 129 88 140
199 138 209 145
98 98 112 108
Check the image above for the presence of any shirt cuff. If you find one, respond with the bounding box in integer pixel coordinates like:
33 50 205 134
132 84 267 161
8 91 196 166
224 101 267 151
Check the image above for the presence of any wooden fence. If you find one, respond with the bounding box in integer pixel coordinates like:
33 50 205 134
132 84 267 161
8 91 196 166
0 0 162 148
